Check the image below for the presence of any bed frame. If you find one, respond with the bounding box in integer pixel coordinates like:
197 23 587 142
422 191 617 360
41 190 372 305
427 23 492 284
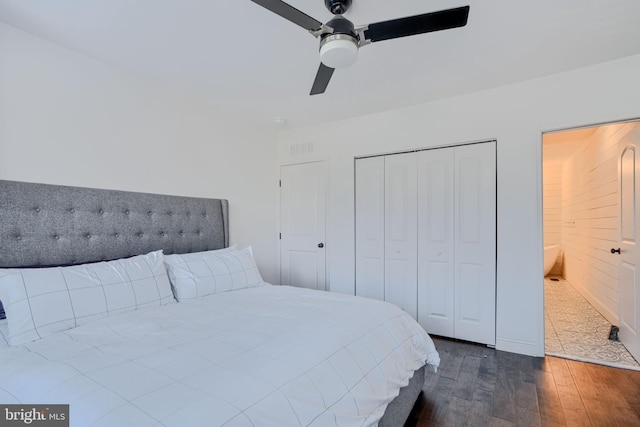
0 179 423 426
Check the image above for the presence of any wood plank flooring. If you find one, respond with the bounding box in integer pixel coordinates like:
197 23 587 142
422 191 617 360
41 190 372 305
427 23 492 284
405 337 640 426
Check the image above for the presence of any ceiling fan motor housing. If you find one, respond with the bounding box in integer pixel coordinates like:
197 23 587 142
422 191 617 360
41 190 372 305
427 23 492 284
324 0 352 15
320 16 358 68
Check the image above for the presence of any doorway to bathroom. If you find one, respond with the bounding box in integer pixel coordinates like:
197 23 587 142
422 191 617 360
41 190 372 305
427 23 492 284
543 119 640 370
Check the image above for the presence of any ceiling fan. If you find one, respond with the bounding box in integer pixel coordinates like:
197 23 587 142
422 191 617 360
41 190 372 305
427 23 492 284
250 0 470 95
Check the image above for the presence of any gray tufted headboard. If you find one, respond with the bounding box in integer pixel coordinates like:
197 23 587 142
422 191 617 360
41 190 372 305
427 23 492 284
0 180 229 269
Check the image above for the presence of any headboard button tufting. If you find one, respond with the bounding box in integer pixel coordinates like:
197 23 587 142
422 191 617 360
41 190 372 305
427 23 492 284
0 180 229 267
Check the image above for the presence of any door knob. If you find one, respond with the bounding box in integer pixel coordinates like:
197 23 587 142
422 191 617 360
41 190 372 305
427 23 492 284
318 243 324 248
611 248 621 254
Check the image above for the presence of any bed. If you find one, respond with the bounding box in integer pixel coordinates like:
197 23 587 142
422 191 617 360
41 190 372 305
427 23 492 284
0 180 439 427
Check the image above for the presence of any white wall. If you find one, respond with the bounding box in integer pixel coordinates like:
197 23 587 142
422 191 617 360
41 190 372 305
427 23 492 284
543 161 563 275
0 23 279 282
561 122 638 324
277 53 640 357
543 163 562 248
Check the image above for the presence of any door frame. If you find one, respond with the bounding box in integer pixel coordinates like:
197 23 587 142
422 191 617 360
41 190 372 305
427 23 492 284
539 116 640 357
278 160 329 290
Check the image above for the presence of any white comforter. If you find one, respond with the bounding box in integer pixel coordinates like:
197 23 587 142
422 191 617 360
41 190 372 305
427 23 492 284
0 285 439 427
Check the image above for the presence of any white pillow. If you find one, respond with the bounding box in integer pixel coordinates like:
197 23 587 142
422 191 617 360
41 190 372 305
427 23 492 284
164 246 264 301
0 250 174 346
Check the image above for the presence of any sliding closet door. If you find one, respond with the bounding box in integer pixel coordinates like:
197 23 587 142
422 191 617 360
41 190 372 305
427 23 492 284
355 157 385 301
384 153 418 318
417 148 455 337
454 142 496 345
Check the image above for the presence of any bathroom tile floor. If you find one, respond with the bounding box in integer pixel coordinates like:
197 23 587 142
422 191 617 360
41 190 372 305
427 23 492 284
545 277 640 370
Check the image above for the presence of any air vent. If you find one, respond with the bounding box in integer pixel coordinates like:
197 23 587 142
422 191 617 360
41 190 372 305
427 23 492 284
290 141 315 157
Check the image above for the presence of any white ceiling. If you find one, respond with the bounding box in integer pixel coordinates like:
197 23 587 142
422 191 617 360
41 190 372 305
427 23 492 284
543 127 597 164
2 0 640 128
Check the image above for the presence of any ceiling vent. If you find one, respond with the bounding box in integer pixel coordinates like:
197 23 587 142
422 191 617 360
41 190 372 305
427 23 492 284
290 141 315 157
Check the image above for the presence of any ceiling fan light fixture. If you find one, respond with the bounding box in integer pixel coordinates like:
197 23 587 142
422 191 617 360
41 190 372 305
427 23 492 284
319 34 358 68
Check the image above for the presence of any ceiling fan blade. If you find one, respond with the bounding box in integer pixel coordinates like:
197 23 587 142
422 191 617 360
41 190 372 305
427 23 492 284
250 0 324 32
363 5 469 43
310 63 335 95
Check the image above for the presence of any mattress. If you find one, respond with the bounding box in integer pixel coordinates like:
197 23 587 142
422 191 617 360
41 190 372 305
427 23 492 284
0 285 439 427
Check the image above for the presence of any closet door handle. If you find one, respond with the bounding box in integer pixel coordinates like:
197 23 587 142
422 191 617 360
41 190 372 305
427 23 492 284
611 248 621 254
318 243 324 248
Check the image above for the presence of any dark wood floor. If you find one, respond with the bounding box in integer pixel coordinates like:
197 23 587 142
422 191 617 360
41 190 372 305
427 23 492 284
405 337 640 426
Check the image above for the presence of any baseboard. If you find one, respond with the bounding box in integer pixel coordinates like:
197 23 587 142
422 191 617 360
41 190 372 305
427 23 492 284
569 281 619 325
496 337 544 357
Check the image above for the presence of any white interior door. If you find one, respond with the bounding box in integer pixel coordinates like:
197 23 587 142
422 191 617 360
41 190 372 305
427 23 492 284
280 161 327 290
454 142 496 345
355 157 385 301
384 152 418 318
417 148 455 337
619 124 640 362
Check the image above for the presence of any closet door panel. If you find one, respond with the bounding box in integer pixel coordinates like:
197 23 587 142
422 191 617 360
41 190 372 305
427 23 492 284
417 148 455 336
355 157 385 300
454 142 496 345
385 152 418 318
458 263 482 320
